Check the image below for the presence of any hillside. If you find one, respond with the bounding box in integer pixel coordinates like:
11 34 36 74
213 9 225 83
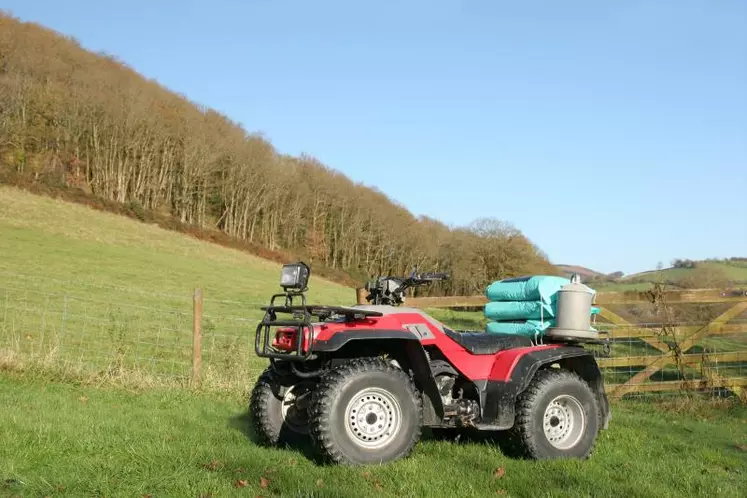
0 187 353 307
0 186 355 385
0 186 471 385
624 260 747 284
592 260 747 292
0 12 556 294
556 259 747 292
556 264 608 281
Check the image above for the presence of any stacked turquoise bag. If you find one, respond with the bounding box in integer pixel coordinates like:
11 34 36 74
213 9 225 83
484 275 599 337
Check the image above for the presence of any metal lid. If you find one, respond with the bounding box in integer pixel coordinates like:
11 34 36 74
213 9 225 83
560 281 595 294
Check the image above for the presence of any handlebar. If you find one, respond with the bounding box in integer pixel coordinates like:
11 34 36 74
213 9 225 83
364 270 449 306
404 271 449 287
416 271 449 281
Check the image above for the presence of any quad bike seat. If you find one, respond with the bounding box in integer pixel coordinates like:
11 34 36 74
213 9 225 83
443 328 533 355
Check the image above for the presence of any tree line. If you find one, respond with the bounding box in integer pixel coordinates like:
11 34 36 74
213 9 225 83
0 13 558 294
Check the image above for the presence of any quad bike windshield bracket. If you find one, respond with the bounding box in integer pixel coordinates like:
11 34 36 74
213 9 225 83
365 270 449 306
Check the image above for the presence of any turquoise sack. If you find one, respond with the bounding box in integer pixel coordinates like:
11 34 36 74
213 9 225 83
485 275 571 304
484 301 555 321
486 320 553 337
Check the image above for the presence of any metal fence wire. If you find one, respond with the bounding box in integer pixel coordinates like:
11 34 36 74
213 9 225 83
1 286 190 379
0 284 268 389
588 299 747 399
1 282 745 399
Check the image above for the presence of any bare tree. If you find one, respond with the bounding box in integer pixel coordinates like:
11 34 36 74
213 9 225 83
0 13 559 295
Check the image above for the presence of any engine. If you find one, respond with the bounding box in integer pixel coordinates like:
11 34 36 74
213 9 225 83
430 359 480 427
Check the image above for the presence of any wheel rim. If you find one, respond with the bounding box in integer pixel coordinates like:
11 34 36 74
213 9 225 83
281 382 314 434
542 394 586 450
344 387 402 449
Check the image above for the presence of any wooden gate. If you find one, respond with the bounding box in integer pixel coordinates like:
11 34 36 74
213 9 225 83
591 289 747 399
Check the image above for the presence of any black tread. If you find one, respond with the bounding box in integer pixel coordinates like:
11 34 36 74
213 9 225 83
249 367 307 446
308 358 423 465
509 369 600 460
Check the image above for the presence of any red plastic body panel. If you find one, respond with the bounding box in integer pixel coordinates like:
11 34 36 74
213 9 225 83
487 344 561 381
288 311 560 382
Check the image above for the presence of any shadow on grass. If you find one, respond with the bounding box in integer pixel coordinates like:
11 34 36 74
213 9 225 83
227 411 525 464
424 427 499 444
227 410 323 464
423 427 523 458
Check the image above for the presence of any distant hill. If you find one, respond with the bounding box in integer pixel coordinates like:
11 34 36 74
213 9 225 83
556 259 747 293
624 260 747 284
592 259 747 292
556 264 612 281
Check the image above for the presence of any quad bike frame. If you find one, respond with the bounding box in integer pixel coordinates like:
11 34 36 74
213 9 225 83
250 264 611 465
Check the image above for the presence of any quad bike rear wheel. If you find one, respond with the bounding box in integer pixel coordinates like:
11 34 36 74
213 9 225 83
308 358 423 465
249 367 315 446
502 369 600 459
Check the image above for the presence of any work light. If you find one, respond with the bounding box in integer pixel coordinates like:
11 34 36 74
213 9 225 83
280 262 310 291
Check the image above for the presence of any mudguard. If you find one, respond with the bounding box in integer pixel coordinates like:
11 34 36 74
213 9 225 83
476 347 610 430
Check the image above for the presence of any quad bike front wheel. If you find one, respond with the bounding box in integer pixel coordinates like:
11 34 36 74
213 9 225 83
249 367 315 446
308 358 423 465
502 369 600 460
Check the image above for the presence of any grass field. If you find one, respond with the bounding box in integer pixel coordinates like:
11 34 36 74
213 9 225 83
1 372 745 498
0 186 353 307
1 187 746 497
0 186 481 388
0 186 360 387
2 186 745 390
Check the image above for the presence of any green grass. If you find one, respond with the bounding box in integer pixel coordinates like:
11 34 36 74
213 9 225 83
0 186 354 387
0 186 353 306
1 187 745 496
0 187 504 388
1 372 745 498
425 308 486 330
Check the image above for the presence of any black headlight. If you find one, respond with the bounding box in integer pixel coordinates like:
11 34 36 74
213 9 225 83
280 262 310 291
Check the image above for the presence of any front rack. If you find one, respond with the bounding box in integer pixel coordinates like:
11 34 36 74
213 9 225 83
254 294 383 362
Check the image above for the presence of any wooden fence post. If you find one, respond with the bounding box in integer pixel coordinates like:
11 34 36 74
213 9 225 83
356 287 367 305
192 287 203 388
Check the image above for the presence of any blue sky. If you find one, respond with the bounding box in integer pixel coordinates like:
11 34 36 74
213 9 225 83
4 0 746 275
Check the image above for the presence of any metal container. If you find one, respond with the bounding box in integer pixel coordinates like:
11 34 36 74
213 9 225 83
545 275 599 341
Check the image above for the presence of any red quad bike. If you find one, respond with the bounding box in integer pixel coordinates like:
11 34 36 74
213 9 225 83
249 262 611 465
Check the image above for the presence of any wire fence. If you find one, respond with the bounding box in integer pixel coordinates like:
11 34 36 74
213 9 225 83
0 283 269 391
1 280 746 400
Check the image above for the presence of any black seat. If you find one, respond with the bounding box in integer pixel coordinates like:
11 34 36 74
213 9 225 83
443 328 532 355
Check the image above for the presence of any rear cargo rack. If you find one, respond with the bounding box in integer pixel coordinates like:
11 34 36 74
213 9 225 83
254 293 383 362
